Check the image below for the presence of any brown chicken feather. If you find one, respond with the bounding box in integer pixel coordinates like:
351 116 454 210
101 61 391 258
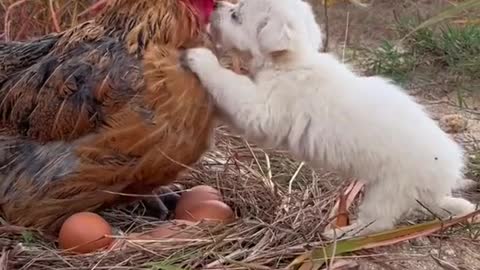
0 0 218 232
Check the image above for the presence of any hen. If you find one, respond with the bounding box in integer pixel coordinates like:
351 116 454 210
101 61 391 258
0 0 217 232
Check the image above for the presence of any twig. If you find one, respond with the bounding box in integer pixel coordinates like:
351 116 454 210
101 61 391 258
288 162 305 196
322 0 329 52
0 249 9 270
342 11 351 63
78 0 109 17
431 255 460 270
4 0 30 41
0 225 29 234
14 9 28 40
48 0 62 32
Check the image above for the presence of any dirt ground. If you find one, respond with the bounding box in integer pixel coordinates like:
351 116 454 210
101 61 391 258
309 1 480 269
0 1 479 269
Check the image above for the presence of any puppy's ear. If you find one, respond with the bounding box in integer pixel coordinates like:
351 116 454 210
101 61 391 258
257 17 292 53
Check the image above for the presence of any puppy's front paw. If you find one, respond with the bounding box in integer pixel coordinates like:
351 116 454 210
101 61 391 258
181 48 219 74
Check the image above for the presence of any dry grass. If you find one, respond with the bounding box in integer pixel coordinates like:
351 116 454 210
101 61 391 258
0 1 349 269
0 0 94 41
1 126 348 269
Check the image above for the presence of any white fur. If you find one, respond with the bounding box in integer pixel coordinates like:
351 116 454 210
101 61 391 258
184 0 476 238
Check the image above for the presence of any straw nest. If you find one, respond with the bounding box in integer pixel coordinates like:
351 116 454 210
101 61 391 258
0 0 352 270
0 127 351 269
0 2 349 268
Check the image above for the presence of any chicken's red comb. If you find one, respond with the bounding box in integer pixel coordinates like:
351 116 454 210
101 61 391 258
183 0 215 24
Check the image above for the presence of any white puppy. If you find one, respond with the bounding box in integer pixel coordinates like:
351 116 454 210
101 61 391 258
183 0 476 238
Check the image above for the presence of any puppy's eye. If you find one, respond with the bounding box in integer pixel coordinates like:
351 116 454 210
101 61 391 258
230 10 240 22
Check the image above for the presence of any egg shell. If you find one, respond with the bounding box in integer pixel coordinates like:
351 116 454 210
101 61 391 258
59 212 113 254
175 200 234 223
175 185 222 218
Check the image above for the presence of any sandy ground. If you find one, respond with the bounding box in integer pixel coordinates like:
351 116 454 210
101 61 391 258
308 1 480 269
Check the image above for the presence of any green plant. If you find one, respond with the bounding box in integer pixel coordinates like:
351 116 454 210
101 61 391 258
365 41 416 84
402 24 480 77
365 17 480 92
438 25 480 76
469 151 480 179
21 231 36 245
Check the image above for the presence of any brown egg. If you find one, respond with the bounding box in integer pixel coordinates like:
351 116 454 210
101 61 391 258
59 212 113 254
175 200 234 223
175 185 222 218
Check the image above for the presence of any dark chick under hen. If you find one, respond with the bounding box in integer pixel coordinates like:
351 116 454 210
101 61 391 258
0 0 217 232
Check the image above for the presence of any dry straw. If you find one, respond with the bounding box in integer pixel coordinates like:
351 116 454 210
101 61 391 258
2 1 478 269
1 127 347 269
0 1 343 268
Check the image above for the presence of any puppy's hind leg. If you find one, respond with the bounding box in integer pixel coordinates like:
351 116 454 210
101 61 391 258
323 180 408 239
431 195 476 218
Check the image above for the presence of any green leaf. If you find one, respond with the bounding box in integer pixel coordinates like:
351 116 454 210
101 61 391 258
289 209 480 270
148 263 185 270
21 231 36 245
402 0 480 40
